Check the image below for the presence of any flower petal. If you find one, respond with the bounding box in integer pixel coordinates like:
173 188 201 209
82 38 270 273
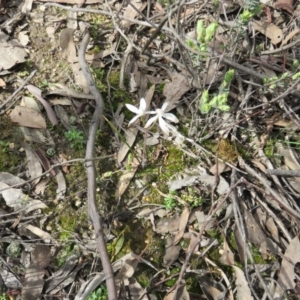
145 115 158 128
125 103 140 114
158 117 170 135
128 115 140 126
163 113 179 123
139 98 147 112
161 102 170 112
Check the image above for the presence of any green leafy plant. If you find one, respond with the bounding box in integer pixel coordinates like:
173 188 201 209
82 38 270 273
0 293 7 300
239 0 263 23
107 230 125 261
263 71 300 90
64 129 85 150
38 79 49 90
0 140 10 153
88 285 108 300
164 191 177 209
200 69 234 113
292 59 299 71
186 20 218 52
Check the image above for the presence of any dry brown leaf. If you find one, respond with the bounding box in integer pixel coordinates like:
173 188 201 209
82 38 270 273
34 178 49 195
35 148 55 177
251 21 283 45
233 266 254 300
21 127 55 145
163 72 190 110
59 29 90 93
56 170 66 200
23 143 43 186
121 0 146 28
275 0 294 14
219 237 235 265
163 236 180 267
128 278 148 300
240 202 266 245
49 98 72 106
10 106 46 129
45 255 79 293
251 159 267 173
115 252 139 288
197 275 226 300
60 28 76 61
277 143 300 192
22 245 51 300
203 60 221 85
0 182 47 213
194 211 216 231
22 0 34 13
71 62 90 94
26 85 58 126
173 207 190 245
59 153 70 173
0 172 26 186
117 127 138 164
54 105 72 130
274 236 300 298
164 283 189 300
156 215 180 235
209 162 230 174
0 35 27 70
255 207 280 244
21 96 40 112
115 157 139 200
281 28 300 46
154 1 165 13
0 78 6 88
169 167 229 195
18 31 30 46
19 225 52 243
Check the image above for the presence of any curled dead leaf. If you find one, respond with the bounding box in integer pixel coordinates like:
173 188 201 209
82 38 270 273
251 21 283 45
276 0 294 14
10 106 46 129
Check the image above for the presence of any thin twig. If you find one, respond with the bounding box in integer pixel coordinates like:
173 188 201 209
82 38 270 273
79 30 117 300
262 38 300 54
266 169 300 176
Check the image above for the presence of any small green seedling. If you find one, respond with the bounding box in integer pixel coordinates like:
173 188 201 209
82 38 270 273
164 194 176 209
240 0 263 23
107 230 125 261
0 140 10 153
186 20 218 52
263 72 300 90
88 285 108 300
200 69 234 113
64 128 85 150
0 293 7 300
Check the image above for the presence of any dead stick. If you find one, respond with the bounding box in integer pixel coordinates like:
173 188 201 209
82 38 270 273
266 169 300 177
79 30 117 300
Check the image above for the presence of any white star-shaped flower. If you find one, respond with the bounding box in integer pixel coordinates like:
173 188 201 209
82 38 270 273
145 102 179 135
125 98 147 126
